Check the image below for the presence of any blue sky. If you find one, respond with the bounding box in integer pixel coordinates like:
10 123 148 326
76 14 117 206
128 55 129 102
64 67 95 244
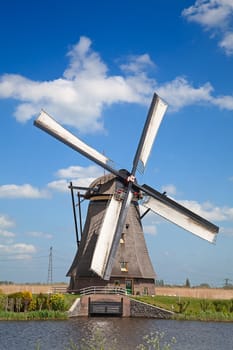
0 0 233 286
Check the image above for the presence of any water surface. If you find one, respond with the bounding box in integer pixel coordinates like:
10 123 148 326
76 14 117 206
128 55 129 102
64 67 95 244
0 318 233 350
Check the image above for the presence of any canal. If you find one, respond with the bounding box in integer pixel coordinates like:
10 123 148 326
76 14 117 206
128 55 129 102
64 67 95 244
0 318 233 349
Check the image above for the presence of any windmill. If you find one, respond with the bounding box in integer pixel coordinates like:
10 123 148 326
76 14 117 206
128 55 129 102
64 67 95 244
34 93 219 295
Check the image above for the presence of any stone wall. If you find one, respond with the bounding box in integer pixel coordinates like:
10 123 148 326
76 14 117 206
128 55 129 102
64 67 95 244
130 298 173 319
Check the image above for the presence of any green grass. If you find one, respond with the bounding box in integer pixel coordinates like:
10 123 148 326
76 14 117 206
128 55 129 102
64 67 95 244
63 293 80 308
0 310 68 320
133 295 233 322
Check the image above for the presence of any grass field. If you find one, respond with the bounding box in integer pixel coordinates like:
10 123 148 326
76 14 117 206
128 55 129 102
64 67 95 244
155 286 233 300
0 284 67 295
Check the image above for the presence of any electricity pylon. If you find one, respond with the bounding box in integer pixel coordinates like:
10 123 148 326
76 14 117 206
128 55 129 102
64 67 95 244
47 246 53 285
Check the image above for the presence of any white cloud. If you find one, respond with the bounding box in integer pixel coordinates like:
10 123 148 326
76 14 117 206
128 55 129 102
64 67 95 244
47 179 70 193
0 214 15 228
0 166 104 198
0 37 156 133
179 199 233 222
120 54 155 73
220 227 233 236
161 184 177 196
157 77 213 111
64 36 107 80
48 165 104 192
219 31 233 54
144 225 157 235
56 164 102 179
0 229 15 238
182 0 233 28
149 75 233 112
212 94 233 109
182 0 233 55
0 243 36 256
27 231 53 239
1 36 233 133
12 255 34 260
0 184 48 199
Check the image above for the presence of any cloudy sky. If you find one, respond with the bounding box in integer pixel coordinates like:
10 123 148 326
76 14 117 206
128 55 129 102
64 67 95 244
1 0 233 286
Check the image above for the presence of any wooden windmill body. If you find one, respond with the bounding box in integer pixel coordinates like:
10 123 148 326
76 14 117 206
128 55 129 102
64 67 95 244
67 172 156 294
34 93 219 295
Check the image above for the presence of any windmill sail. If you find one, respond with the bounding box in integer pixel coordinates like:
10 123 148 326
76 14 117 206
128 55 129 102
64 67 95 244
133 93 168 174
90 195 123 278
34 110 116 174
142 184 218 243
101 190 133 280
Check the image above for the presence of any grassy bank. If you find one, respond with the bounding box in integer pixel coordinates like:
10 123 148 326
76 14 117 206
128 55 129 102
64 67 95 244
1 291 233 321
0 292 77 320
134 295 233 321
0 310 68 320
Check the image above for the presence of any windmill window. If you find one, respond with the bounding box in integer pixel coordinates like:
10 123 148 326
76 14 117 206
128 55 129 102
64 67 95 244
120 233 125 244
120 261 128 272
126 224 129 229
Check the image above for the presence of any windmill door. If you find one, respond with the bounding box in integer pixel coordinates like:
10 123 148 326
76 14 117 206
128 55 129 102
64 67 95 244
125 279 133 295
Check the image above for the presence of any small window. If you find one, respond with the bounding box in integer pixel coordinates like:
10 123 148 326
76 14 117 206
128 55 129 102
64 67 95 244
120 233 125 244
120 261 128 272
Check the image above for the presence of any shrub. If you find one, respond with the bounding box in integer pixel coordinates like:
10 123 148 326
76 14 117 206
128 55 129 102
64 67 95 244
7 292 22 312
212 300 228 313
176 300 190 313
22 291 32 311
0 294 8 312
49 293 65 311
36 293 49 311
6 291 33 312
229 299 233 312
200 299 211 312
28 296 37 311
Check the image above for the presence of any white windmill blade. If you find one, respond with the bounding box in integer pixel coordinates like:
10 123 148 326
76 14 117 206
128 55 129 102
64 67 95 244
34 110 118 175
142 185 218 243
103 187 133 280
132 93 168 174
90 195 124 279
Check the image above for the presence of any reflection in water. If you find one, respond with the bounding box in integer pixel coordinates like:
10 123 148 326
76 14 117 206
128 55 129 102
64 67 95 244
0 318 233 350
